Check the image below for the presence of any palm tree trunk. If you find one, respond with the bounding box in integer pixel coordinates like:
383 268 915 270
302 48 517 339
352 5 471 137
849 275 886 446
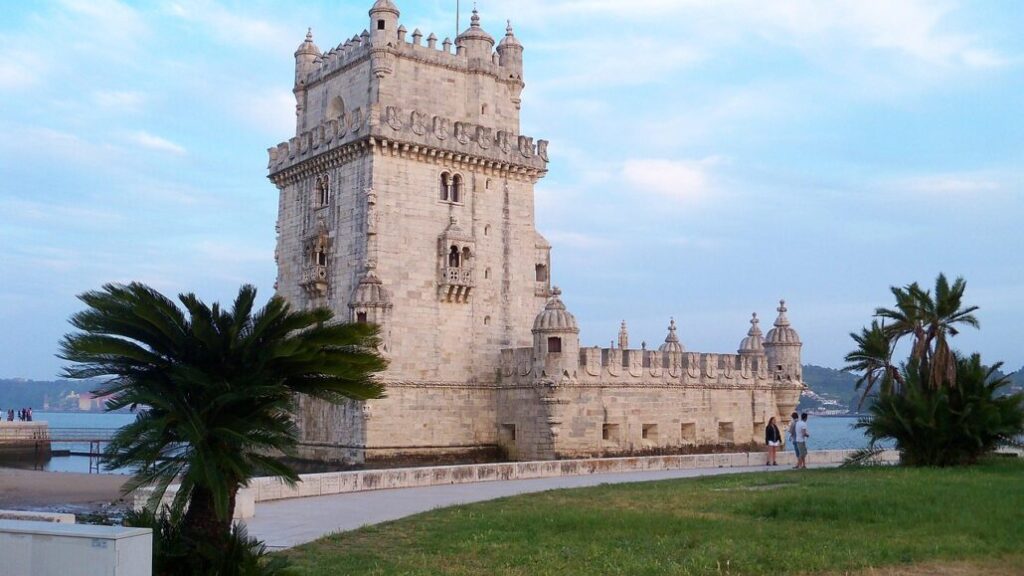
182 484 236 552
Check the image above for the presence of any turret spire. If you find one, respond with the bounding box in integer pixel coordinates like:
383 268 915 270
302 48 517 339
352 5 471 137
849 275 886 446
618 320 629 350
658 318 684 354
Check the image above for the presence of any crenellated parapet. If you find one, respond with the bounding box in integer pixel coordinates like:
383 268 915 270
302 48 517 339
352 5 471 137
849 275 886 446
268 107 548 179
500 345 800 391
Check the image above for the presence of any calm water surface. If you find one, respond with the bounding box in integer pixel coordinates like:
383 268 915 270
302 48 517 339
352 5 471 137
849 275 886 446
5 413 876 475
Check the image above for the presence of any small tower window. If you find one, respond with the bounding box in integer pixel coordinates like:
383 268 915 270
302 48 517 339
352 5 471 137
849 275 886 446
316 176 330 207
452 174 464 203
440 172 451 201
461 247 471 264
357 312 368 324
484 316 491 326
315 249 328 267
377 19 386 30
448 246 461 268
535 264 548 282
547 337 562 354
481 104 489 115
484 268 491 280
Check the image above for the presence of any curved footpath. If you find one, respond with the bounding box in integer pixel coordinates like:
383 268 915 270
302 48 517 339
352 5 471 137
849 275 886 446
245 460 838 550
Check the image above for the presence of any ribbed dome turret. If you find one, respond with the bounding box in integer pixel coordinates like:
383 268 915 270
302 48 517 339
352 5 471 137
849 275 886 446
349 266 392 311
457 8 495 47
738 313 765 355
765 300 801 344
369 0 400 17
498 20 522 49
658 318 685 354
295 28 320 57
532 287 579 333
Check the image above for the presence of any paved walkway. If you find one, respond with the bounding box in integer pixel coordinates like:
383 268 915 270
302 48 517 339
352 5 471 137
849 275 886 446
246 463 824 549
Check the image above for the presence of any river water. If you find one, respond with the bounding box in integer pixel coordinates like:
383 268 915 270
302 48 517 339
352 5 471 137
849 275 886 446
4 413 876 475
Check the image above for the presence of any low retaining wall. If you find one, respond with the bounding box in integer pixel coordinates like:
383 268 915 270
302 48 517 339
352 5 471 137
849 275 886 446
136 449 899 518
0 422 51 458
251 448 898 502
0 510 75 524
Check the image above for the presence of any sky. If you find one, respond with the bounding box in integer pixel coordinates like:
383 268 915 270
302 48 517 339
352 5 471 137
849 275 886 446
1 0 1022 380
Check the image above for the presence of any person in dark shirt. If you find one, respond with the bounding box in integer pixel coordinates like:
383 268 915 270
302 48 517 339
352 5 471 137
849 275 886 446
765 417 782 466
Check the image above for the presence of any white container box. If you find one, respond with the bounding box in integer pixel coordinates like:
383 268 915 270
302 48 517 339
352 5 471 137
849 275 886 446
0 520 152 576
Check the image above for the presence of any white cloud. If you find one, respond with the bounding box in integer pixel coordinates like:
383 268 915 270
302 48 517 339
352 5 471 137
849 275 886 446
0 54 42 91
92 90 146 111
165 0 294 53
127 131 187 156
509 0 1011 72
897 173 1004 198
232 88 296 136
622 158 721 204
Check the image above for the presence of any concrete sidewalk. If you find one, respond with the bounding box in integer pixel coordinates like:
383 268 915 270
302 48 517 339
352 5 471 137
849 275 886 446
245 463 823 549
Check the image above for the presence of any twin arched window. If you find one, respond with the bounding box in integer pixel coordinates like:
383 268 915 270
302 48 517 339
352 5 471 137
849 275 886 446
448 245 472 268
440 172 464 203
316 175 330 207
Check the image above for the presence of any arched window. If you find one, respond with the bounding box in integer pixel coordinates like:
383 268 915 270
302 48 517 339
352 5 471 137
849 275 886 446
448 246 460 268
440 172 451 201
327 96 346 121
316 176 330 206
452 174 463 203
315 249 328 267
461 247 471 264
547 337 562 354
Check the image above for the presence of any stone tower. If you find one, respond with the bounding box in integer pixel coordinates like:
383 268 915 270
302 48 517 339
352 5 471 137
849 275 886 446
268 2 551 463
764 301 803 383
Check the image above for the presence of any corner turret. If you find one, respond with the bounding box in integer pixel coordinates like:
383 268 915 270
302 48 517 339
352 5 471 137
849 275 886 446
738 313 765 356
456 7 495 61
369 0 400 44
617 321 629 350
294 28 320 89
764 300 802 382
532 287 580 380
658 318 685 354
497 20 524 80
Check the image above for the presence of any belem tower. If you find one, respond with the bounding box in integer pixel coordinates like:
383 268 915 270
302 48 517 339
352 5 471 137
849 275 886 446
267 0 805 464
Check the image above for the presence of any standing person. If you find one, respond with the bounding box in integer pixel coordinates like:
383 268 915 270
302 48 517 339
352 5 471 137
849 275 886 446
787 411 800 467
26 408 32 422
765 417 782 466
795 413 811 469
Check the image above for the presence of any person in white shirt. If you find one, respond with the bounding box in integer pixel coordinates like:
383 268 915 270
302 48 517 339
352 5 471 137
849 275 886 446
795 413 810 469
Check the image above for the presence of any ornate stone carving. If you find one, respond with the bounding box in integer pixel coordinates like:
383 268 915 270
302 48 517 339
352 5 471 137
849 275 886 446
385 106 403 131
410 110 427 135
455 122 470 145
477 126 492 150
497 130 511 153
433 116 450 140
537 139 549 161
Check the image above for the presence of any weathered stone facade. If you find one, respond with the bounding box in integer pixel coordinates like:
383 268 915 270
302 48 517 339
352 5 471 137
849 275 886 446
269 1 803 464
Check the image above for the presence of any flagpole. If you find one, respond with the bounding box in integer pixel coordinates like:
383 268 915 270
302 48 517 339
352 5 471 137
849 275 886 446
456 0 460 38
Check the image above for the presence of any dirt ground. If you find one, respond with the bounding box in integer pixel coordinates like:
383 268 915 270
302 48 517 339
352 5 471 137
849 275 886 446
0 468 129 514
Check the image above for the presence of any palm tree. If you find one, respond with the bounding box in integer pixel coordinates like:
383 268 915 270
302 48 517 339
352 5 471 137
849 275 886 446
843 320 900 404
59 283 387 555
875 274 979 389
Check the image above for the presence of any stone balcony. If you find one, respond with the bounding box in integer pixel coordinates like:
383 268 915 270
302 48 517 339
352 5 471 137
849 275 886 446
439 267 473 303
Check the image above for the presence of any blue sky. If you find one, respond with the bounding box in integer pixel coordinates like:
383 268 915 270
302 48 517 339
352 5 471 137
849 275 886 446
1 0 1022 380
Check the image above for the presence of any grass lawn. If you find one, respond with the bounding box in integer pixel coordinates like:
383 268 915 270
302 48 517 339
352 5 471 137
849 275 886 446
282 458 1024 575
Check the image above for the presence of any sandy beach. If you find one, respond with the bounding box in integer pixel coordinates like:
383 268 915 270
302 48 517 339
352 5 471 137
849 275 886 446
0 468 129 513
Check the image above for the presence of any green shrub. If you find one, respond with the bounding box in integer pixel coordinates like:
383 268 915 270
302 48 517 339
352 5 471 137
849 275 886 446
123 508 292 576
857 355 1024 466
